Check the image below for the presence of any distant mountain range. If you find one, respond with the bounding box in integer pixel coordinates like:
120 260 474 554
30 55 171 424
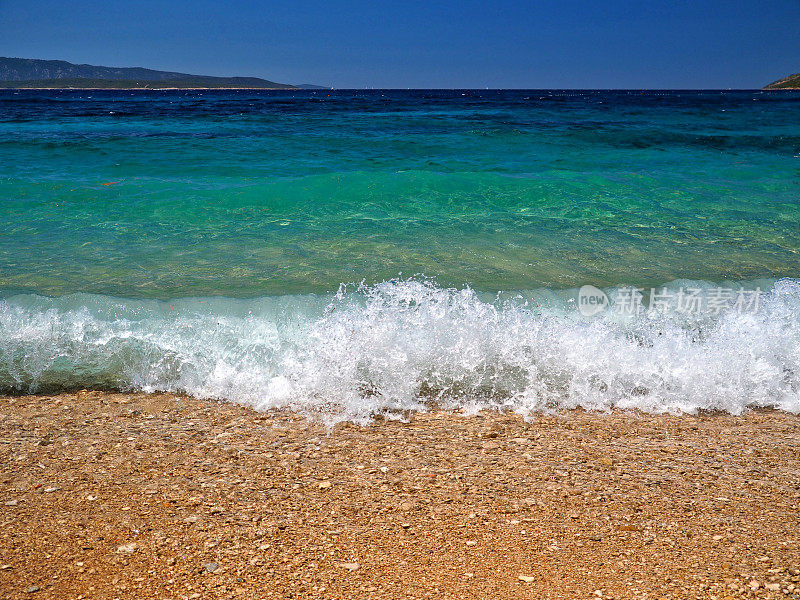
763 72 800 90
0 57 328 89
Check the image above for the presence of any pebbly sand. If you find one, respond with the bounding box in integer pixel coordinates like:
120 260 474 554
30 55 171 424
1 391 799 599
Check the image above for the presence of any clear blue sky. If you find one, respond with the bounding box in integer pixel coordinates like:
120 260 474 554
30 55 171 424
1 0 798 88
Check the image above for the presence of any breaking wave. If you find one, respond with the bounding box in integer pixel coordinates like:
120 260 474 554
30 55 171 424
1 278 799 423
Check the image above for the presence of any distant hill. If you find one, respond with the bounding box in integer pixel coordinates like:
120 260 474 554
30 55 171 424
0 57 328 89
763 72 800 90
0 78 294 89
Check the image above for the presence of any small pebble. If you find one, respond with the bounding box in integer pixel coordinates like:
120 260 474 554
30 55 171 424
204 562 220 573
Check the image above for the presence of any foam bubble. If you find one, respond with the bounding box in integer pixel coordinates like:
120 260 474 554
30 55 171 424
1 278 798 423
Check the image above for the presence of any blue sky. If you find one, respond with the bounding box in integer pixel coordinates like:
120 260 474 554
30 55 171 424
1 0 798 88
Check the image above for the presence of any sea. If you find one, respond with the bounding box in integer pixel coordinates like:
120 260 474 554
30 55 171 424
1 89 799 422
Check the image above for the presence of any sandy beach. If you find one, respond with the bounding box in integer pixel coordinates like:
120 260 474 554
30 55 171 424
0 392 798 599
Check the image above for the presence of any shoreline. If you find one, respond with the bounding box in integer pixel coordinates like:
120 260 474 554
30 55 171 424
1 391 799 598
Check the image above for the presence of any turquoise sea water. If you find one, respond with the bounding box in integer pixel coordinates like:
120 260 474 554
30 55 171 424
1 89 799 419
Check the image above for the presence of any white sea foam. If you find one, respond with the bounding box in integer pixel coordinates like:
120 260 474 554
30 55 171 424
1 278 799 423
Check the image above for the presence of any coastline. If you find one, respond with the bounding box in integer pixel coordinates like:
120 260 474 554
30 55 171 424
1 391 798 599
0 87 302 91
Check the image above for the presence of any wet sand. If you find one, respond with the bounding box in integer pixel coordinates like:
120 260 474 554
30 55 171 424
1 391 799 599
